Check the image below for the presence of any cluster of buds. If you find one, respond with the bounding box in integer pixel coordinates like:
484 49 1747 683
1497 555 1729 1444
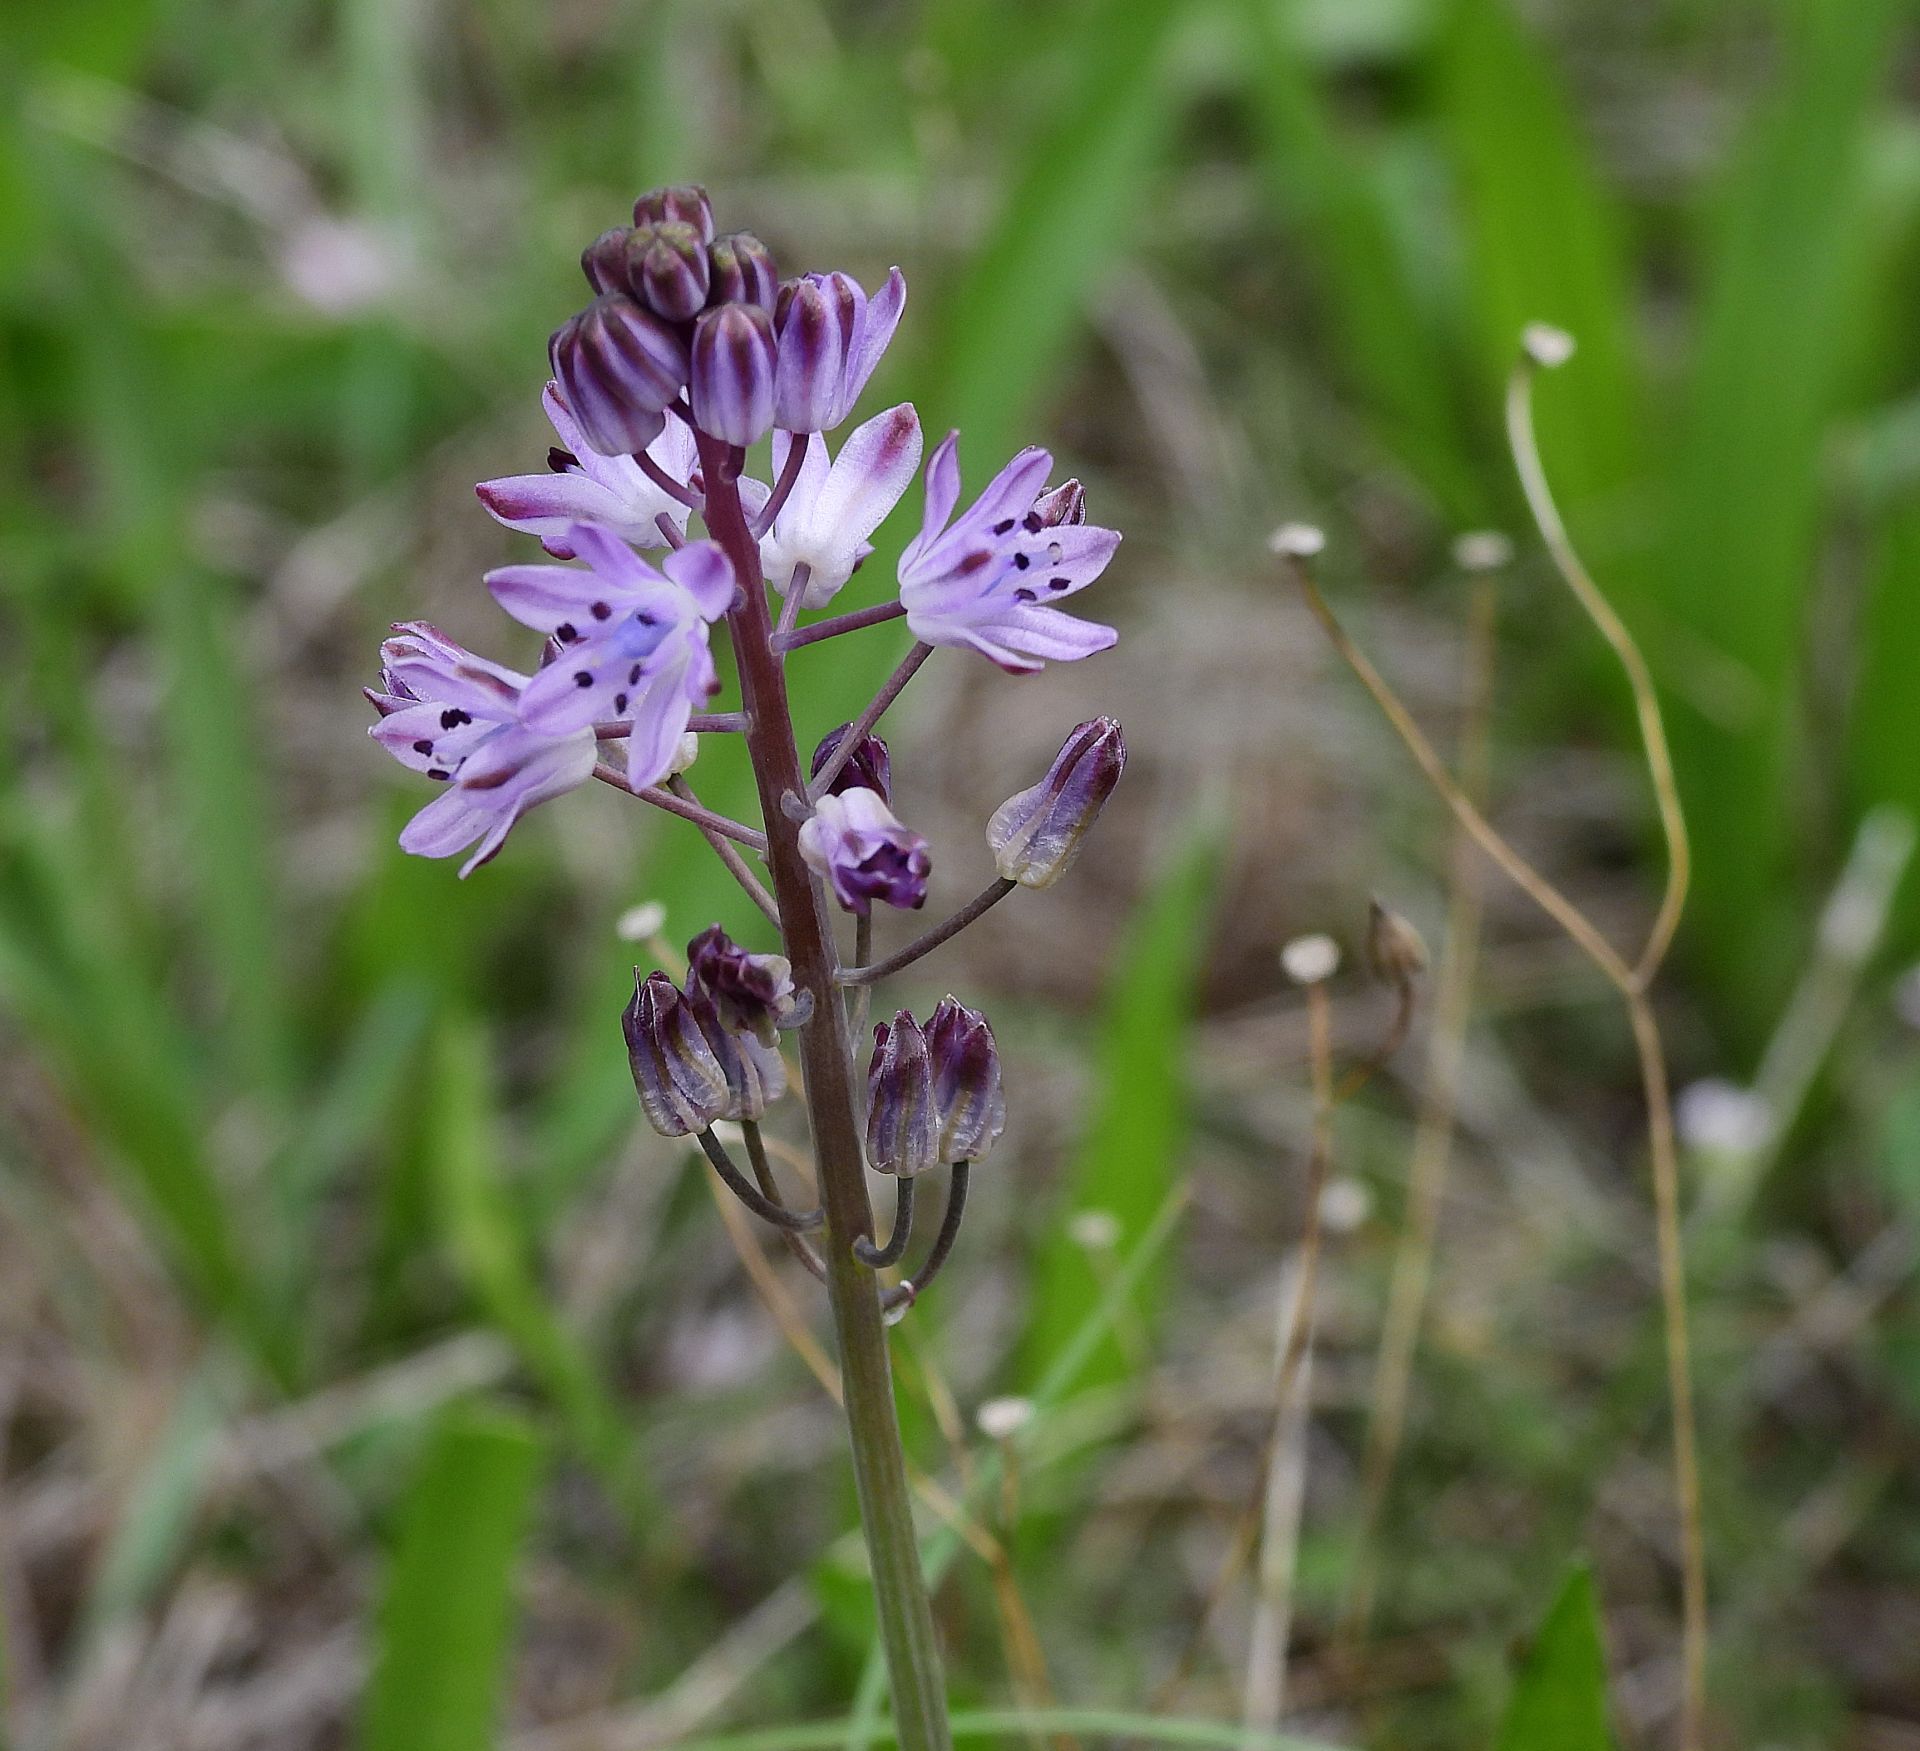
366 182 1131 1313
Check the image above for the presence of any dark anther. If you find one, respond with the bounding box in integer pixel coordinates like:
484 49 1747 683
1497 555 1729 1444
854 1176 916 1269
592 601 612 620
992 517 1016 534
628 664 643 684
574 671 594 688
546 446 579 472
1015 588 1037 602
1013 553 1030 570
1022 511 1043 533
427 768 451 781
613 692 628 713
412 739 434 754
439 708 469 729
556 622 577 642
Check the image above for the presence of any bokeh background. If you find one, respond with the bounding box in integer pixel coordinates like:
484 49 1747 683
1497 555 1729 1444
3 0 1919 1746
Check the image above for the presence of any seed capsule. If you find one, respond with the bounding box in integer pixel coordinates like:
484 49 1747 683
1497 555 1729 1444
623 970 729 1136
986 717 1125 889
923 996 1005 1164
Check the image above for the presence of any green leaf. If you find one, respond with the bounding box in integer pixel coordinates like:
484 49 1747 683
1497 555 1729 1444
1495 1564 1614 1751
1018 813 1221 1392
361 1402 545 1751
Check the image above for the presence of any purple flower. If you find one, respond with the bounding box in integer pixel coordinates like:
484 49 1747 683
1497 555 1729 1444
771 268 907 433
627 221 710 321
866 1012 937 1177
986 717 1125 889
687 924 807 1046
690 303 776 447
706 231 778 312
810 723 892 802
922 995 1005 1164
485 523 736 791
897 432 1120 674
759 404 922 610
798 788 931 916
549 296 689 456
367 623 597 878
623 970 731 1136
698 996 788 1120
476 382 698 557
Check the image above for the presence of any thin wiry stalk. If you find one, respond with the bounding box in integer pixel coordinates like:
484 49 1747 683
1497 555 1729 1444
667 775 780 925
775 600 909 652
1506 357 1689 988
854 1177 915 1269
839 880 1017 986
1342 570 1498 1652
743 1120 827 1282
696 1130 824 1232
1285 400 1707 1746
807 643 932 798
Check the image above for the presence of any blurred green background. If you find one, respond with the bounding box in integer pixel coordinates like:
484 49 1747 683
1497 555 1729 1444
4 0 1920 1746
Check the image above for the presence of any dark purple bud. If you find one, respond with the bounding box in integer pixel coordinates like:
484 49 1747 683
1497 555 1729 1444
1032 478 1086 528
686 923 807 1047
866 1013 938 1177
690 302 776 446
986 717 1125 890
690 991 786 1120
549 296 688 455
810 722 892 803
582 226 634 295
622 970 729 1137
633 183 715 244
797 788 932 916
923 996 1006 1164
706 231 779 313
627 221 710 321
772 274 857 432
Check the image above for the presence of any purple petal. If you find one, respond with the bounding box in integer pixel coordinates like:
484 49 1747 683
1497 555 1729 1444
907 430 962 564
664 538 737 620
623 646 701 790
811 403 922 551
516 613 683 736
485 563 621 635
370 700 494 776
836 267 905 425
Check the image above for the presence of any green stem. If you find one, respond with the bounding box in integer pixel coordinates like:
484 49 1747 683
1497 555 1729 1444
695 432 952 1751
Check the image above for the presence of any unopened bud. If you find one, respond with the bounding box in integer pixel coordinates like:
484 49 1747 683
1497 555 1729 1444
686 924 806 1047
866 1012 937 1178
810 722 892 803
690 302 776 446
632 183 714 244
771 274 858 433
986 717 1125 889
628 221 711 321
581 226 634 295
1365 899 1428 986
706 231 779 313
924 996 1005 1165
549 295 688 455
623 970 729 1137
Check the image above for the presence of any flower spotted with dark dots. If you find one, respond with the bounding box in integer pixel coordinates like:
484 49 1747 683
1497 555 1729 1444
987 717 1125 889
897 432 1119 673
366 623 597 879
810 723 892 802
798 788 931 915
687 924 808 1046
477 382 698 557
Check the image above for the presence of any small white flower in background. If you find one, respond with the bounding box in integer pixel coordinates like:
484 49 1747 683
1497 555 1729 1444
1068 1208 1122 1252
1318 1177 1372 1235
1675 1079 1772 1156
617 902 668 942
1281 933 1340 986
975 1396 1034 1442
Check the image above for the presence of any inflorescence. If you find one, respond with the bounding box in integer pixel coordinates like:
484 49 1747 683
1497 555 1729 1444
367 183 1127 1311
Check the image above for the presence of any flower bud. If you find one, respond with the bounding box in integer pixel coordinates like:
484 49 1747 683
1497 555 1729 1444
986 717 1125 889
549 295 688 455
632 183 714 244
706 231 779 313
690 302 776 446
622 970 729 1136
627 221 710 321
923 996 1005 1164
772 273 857 432
687 923 806 1047
866 1012 937 1177
798 788 931 915
1032 478 1086 528
810 722 892 803
581 226 634 295
1365 899 1428 986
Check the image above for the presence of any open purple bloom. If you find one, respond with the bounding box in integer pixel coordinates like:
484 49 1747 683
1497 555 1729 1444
797 787 931 915
476 382 698 557
771 268 907 433
897 432 1119 674
367 623 597 878
485 523 735 791
760 404 921 611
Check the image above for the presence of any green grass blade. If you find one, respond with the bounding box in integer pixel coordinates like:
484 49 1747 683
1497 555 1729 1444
1658 0 1902 1024
681 1707 1343 1751
1850 495 1920 951
1495 1563 1614 1751
362 1402 545 1751
1018 813 1221 1392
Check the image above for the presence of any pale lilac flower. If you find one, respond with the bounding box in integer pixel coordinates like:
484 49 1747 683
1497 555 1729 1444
771 268 908 433
486 523 735 791
476 382 698 557
367 623 596 878
798 787 931 915
760 404 922 610
897 433 1119 674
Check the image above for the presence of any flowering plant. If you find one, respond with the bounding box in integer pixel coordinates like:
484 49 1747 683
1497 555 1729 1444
366 184 1127 1749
